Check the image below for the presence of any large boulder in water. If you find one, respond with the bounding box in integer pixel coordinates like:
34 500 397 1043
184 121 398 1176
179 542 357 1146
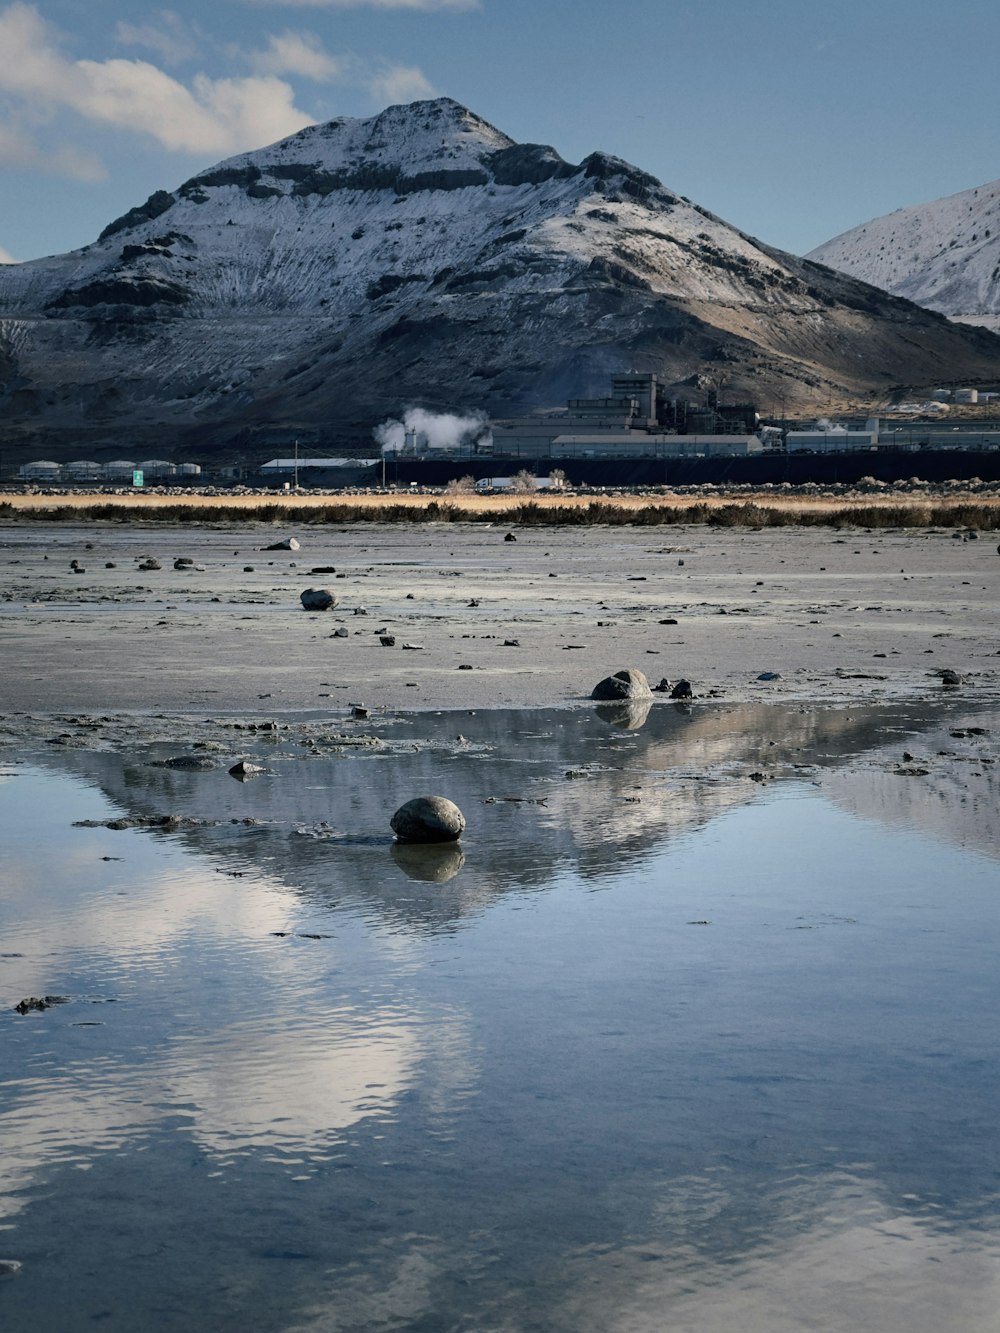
591 668 652 701
391 796 465 843
300 587 336 611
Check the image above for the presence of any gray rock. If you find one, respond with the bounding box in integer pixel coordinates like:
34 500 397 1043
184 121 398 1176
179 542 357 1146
591 668 653 701
174 558 195 570
757 671 781 681
300 587 336 611
332 626 349 637
228 760 265 779
504 532 517 542
380 635 396 646
941 668 962 687
670 679 693 699
265 537 300 550
138 559 161 571
391 795 465 843
0 1260 22 1278
154 754 217 770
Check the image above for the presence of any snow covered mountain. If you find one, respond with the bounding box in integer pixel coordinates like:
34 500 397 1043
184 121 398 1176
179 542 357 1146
808 179 1000 331
2 97 999 461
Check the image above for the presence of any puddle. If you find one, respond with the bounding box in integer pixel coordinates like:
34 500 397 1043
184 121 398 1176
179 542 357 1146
1 702 999 1330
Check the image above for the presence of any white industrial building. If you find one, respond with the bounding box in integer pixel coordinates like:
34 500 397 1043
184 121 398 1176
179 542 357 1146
786 427 878 453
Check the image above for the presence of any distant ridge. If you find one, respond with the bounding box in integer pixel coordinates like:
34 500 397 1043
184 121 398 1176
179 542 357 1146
808 178 1000 332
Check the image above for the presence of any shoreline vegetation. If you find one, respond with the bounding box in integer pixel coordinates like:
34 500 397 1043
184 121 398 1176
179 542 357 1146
2 491 1000 529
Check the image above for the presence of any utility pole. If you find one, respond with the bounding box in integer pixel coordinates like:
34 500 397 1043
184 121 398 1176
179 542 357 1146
293 438 299 490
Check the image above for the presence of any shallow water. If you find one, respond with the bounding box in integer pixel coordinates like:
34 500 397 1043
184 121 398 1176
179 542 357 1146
2 703 1000 1331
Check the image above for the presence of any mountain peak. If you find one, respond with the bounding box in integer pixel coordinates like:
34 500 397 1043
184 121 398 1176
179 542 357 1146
3 97 1000 461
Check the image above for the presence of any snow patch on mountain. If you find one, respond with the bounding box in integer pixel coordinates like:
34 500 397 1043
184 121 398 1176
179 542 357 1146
807 178 1000 329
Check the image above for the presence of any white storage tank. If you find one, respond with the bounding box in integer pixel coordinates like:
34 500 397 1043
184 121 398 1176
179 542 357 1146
138 460 176 478
102 459 137 479
175 463 202 476
17 460 62 481
953 388 979 404
64 460 102 480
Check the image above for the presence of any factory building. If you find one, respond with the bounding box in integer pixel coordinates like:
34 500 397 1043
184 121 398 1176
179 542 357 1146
549 434 762 460
488 372 759 458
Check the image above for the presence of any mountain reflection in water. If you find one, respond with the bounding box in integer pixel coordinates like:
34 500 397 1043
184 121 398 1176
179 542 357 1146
0 701 998 1332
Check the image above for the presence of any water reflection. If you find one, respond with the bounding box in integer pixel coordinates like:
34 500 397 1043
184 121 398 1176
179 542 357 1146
594 699 653 730
1 704 999 1330
390 841 466 883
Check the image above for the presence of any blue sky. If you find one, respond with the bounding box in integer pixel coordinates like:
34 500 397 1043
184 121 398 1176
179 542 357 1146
1 0 999 264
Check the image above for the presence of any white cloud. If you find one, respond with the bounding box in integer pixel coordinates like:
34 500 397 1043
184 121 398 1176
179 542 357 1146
369 62 434 104
115 10 203 66
247 30 344 82
0 244 19 263
0 3 313 162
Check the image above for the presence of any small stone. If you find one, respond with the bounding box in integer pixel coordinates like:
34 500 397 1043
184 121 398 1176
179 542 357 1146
265 537 300 550
391 795 465 843
331 626 349 638
138 559 161 571
670 679 693 699
565 769 590 780
15 995 68 1014
352 705 370 719
311 566 337 574
380 635 396 646
941 669 962 687
243 565 255 573
300 587 336 611
105 562 117 568
228 760 265 779
402 642 424 650
503 639 520 647
504 532 517 542
457 664 473 670
757 671 781 681
659 617 678 625
0 1259 22 1278
353 607 369 616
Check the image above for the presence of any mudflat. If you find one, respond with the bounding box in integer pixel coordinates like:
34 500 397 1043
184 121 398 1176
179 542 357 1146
1 516 997 716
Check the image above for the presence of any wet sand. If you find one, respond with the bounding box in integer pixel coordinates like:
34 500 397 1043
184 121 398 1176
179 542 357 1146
0 518 998 717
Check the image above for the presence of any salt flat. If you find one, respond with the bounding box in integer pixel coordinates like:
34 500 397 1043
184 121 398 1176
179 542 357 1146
0 519 997 716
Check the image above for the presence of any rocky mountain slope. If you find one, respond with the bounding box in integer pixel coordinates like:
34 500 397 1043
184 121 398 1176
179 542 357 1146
808 179 1000 331
2 98 999 461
